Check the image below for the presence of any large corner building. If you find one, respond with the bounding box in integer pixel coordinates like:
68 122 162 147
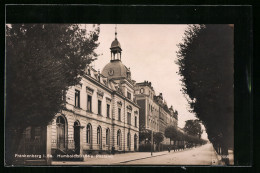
20 29 179 161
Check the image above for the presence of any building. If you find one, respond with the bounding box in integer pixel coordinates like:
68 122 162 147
21 30 140 162
135 81 178 143
18 28 179 163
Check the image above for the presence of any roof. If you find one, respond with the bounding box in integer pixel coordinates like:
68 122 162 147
101 60 130 79
110 38 121 49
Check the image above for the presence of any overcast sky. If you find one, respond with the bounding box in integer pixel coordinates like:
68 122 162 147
89 24 207 139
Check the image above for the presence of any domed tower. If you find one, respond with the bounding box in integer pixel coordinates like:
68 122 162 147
102 26 132 81
110 27 122 61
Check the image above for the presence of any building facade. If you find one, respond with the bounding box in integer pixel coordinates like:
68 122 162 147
135 81 178 142
22 31 140 161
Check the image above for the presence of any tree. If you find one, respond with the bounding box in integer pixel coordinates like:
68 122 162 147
164 125 178 145
5 24 100 164
183 120 203 138
153 132 164 150
176 24 234 155
139 129 151 143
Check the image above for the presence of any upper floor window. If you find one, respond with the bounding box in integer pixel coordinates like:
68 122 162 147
118 108 121 121
127 92 131 100
75 90 80 108
107 104 110 118
127 112 131 125
98 100 102 115
135 116 137 127
87 95 92 112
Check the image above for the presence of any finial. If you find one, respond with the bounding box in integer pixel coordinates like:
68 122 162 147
115 24 117 39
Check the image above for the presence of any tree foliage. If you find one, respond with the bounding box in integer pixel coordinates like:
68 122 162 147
164 125 178 142
139 129 151 143
153 132 164 145
183 119 203 138
5 24 100 164
176 24 234 154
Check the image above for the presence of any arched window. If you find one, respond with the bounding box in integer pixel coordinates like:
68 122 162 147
56 116 66 149
86 124 92 144
117 130 121 146
106 128 110 145
134 134 137 151
127 132 131 150
97 126 102 145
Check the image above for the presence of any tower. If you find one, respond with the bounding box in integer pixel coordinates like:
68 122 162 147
110 25 122 61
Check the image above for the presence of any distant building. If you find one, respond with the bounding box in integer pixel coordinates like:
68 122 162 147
134 81 178 140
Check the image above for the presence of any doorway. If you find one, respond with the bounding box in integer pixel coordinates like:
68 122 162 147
74 121 80 154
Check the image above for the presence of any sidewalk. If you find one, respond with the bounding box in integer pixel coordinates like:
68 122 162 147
51 149 186 165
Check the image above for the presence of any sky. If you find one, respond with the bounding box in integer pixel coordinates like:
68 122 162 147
88 24 207 140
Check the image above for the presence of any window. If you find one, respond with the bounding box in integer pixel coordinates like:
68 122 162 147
118 108 121 121
127 92 131 99
97 126 101 144
135 116 137 127
75 90 80 108
127 112 131 125
117 130 121 146
127 132 131 149
86 124 92 144
87 95 92 112
106 128 110 145
56 116 66 149
98 100 102 115
107 104 110 118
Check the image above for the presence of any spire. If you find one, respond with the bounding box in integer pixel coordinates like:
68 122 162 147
115 24 117 39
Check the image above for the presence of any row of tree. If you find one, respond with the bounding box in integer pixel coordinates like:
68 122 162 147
165 125 207 147
139 119 207 151
176 24 234 155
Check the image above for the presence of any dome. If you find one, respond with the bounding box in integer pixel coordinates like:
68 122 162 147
111 38 121 49
101 60 129 79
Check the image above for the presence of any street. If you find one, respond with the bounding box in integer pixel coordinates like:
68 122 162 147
52 143 222 165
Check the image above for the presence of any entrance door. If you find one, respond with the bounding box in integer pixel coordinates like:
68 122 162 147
74 121 80 154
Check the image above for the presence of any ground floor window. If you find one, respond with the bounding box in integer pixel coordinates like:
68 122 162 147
127 132 131 150
86 123 92 144
117 130 121 147
106 128 110 145
97 126 102 145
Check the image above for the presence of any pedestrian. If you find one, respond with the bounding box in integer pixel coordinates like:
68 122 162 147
168 146 170 153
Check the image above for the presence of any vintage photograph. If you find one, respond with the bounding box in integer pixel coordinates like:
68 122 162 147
5 24 234 166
